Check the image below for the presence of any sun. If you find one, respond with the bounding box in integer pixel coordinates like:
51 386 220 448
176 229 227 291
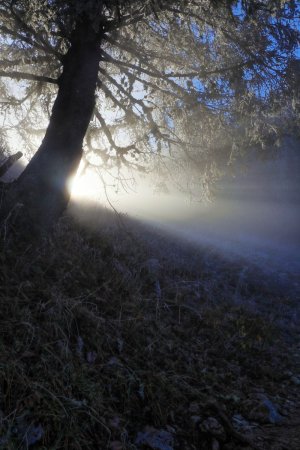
69 163 103 201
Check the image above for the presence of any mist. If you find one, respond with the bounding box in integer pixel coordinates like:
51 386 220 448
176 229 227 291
99 136 300 292
3 135 299 293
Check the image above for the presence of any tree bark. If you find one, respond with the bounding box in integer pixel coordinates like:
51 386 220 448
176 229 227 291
4 15 101 232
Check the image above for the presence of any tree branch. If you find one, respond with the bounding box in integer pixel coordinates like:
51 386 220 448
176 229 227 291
100 82 133 116
104 11 145 32
0 24 58 57
94 109 137 155
8 2 62 59
98 69 163 136
0 55 56 69
0 70 58 84
105 36 250 80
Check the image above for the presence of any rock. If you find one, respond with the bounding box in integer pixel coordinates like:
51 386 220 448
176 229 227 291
232 414 256 432
10 418 44 448
200 417 226 441
290 375 300 386
211 438 220 450
107 356 122 366
110 441 123 450
109 416 121 429
191 415 202 425
23 424 44 447
76 335 84 357
135 426 174 450
249 395 283 424
189 402 200 414
86 351 97 364
0 436 9 447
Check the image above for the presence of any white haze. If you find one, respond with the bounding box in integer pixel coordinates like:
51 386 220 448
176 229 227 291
100 136 300 292
3 136 300 292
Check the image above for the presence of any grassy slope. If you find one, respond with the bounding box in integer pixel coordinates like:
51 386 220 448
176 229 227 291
0 203 299 449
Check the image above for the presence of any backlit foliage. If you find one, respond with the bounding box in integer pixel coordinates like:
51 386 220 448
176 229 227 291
0 0 299 196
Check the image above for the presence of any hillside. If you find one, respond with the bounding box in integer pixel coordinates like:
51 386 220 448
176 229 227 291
0 203 299 450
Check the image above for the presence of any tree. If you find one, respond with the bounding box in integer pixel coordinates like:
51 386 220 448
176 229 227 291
0 0 298 232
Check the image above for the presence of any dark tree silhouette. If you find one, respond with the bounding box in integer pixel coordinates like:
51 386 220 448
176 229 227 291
0 0 298 232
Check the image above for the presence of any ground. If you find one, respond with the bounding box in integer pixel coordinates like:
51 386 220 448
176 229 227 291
0 201 299 449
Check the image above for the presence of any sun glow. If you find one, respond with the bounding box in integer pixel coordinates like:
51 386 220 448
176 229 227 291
69 163 103 201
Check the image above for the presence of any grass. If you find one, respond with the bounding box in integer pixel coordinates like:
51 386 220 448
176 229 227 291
0 203 299 449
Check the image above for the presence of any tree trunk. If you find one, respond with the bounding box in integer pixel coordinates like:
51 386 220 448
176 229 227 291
4 15 101 232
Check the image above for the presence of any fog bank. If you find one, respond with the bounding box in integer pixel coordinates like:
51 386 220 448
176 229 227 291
3 136 299 292
110 138 300 290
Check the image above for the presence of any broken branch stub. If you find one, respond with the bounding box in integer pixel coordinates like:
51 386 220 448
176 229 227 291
0 152 23 178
